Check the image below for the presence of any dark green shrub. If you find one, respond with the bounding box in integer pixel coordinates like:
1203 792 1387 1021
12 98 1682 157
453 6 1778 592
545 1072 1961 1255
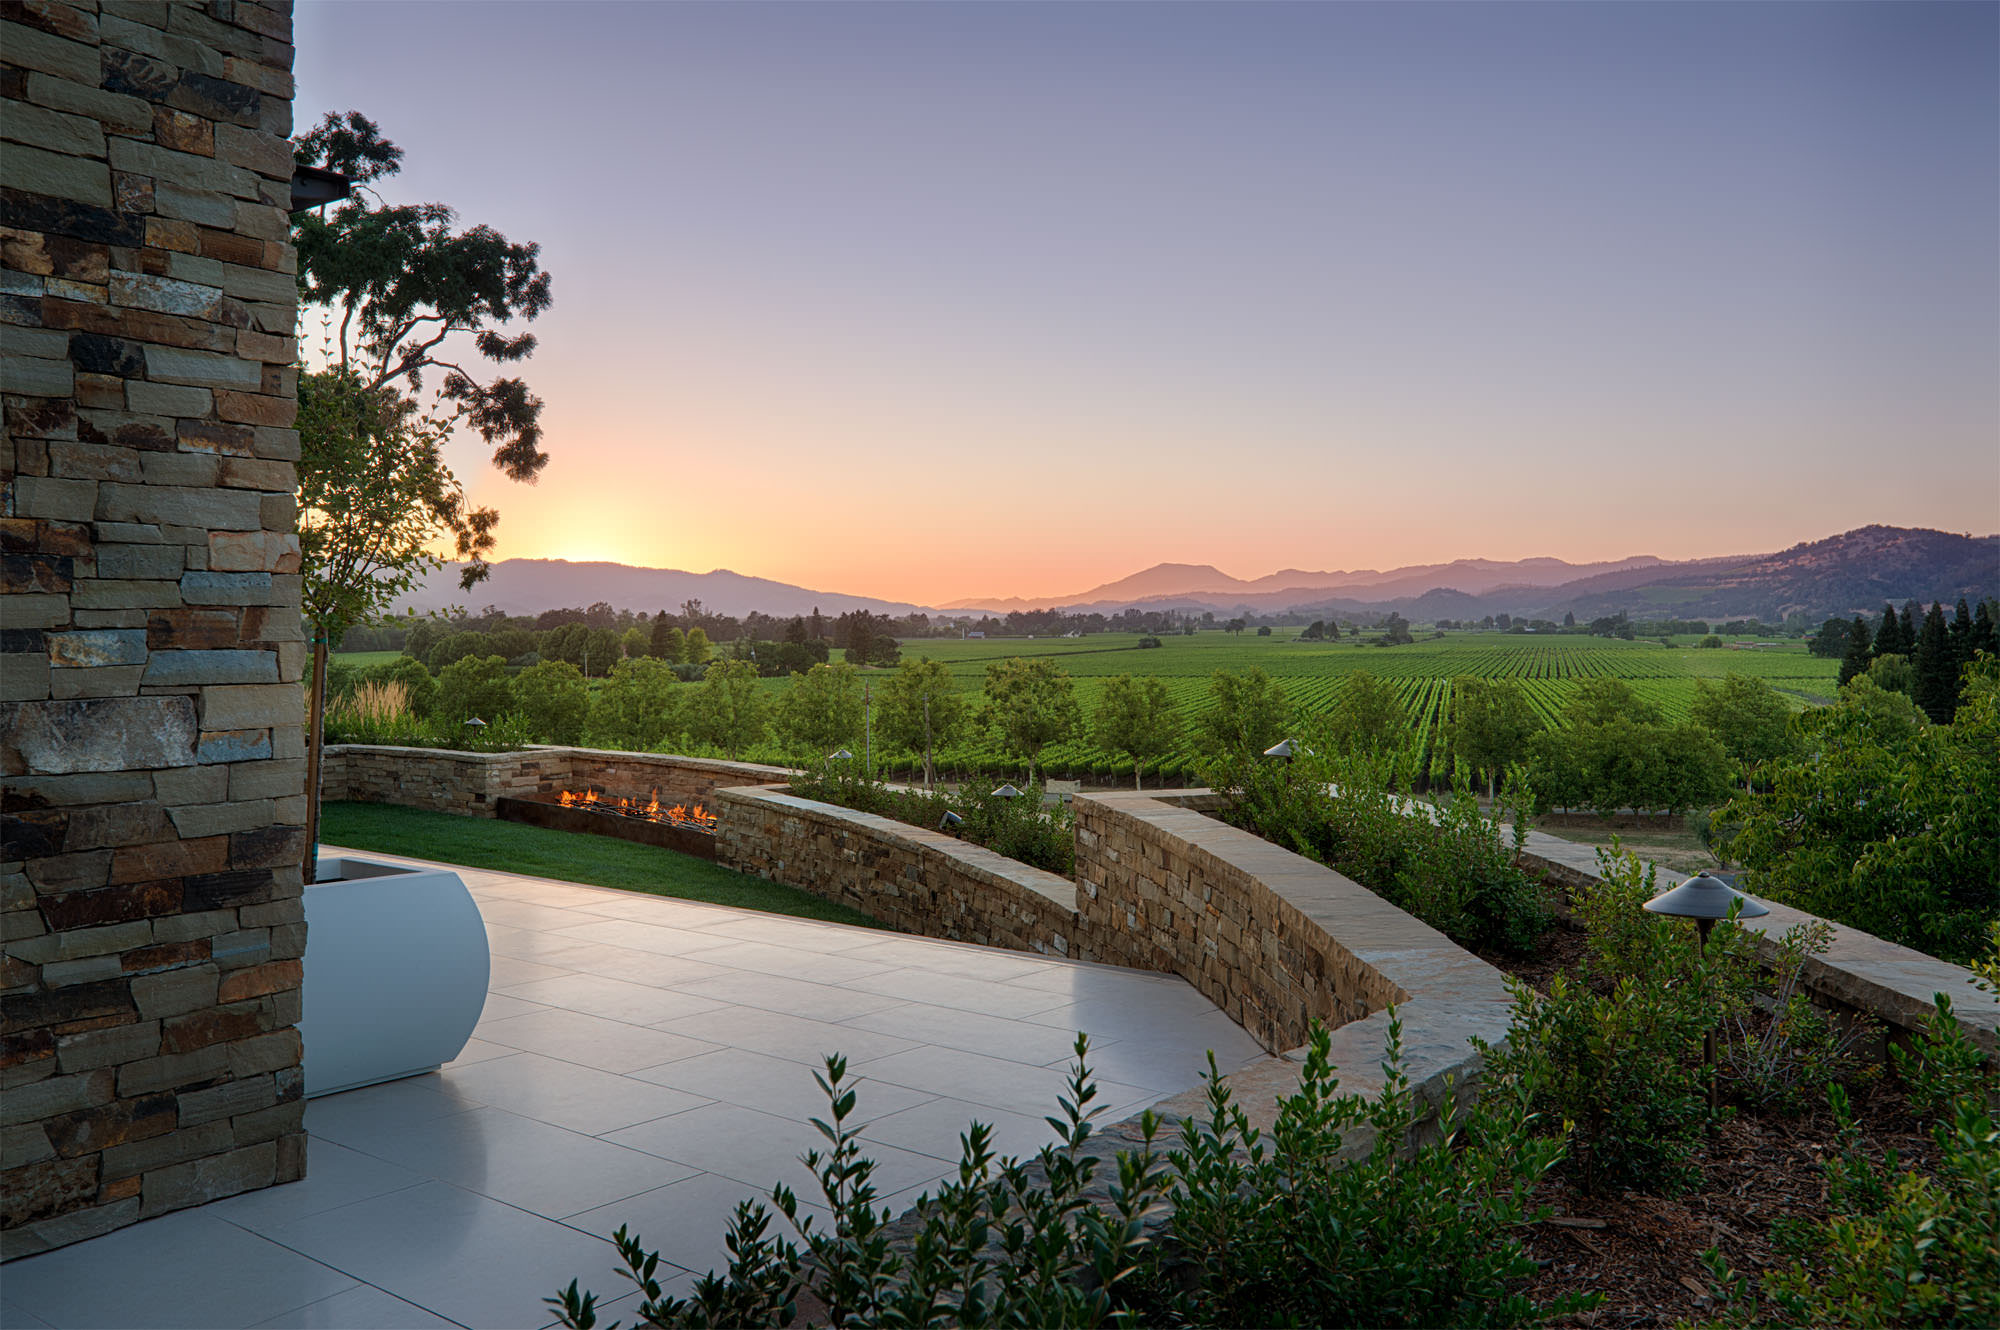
1477 847 1719 1195
550 1020 1588 1330
549 1039 1171 1329
1479 969 1712 1195
1892 995 1994 1121
1138 1015 1592 1328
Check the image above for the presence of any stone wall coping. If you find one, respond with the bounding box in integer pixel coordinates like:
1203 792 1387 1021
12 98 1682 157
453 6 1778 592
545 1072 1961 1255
323 743 797 784
712 786 1079 915
323 744 526 764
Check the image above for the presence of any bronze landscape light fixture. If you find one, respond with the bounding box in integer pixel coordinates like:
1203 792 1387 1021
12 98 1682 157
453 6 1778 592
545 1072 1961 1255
1263 739 1299 760
992 784 1024 799
939 811 964 830
1644 871 1770 1115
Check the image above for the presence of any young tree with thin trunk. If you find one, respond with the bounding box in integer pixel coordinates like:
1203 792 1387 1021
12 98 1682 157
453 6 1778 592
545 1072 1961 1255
1094 674 1182 790
1447 676 1541 798
878 657 965 790
297 372 493 881
980 657 1082 785
1196 668 1291 761
687 660 769 758
1331 672 1406 755
1690 673 1795 790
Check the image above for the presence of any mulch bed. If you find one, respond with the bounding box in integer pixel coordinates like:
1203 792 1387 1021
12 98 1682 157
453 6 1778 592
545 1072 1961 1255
1515 1083 1940 1327
1479 926 1946 1327
1482 922 1590 994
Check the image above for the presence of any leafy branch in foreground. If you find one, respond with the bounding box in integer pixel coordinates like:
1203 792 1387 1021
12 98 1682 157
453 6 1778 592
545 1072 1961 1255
550 1016 1586 1328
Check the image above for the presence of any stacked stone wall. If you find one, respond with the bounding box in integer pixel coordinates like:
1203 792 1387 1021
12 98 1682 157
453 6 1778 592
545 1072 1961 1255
1070 792 1512 1053
1 0 303 1257
318 745 793 817
712 787 1079 956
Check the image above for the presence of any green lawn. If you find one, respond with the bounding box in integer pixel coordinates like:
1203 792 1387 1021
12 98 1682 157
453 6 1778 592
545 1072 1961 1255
331 650 405 669
319 801 885 928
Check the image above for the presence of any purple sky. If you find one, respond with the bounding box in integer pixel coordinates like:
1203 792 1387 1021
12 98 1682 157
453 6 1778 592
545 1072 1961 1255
295 2 1999 604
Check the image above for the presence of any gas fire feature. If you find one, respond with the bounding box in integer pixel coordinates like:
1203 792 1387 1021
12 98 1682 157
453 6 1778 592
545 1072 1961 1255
495 787 720 858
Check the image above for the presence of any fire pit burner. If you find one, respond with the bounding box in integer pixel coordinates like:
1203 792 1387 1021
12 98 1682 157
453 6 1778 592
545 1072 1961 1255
495 787 719 859
557 788 716 832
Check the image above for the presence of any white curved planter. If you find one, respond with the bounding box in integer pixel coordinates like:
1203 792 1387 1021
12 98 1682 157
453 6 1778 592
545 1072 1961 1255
302 856 490 1098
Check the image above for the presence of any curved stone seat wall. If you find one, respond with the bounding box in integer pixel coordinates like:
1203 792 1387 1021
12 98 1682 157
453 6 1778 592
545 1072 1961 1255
698 781 1512 1127
710 787 1080 958
1070 792 1515 1099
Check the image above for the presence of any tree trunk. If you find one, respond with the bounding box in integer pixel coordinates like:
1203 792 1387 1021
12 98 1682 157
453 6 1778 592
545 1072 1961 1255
1134 761 1143 792
303 634 329 886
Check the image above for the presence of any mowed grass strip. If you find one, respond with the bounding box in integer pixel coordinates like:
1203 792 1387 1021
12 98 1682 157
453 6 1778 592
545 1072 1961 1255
318 801 886 928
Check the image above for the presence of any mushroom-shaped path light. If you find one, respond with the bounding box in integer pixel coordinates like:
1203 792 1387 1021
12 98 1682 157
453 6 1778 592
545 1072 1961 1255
1644 871 1770 1116
1644 871 1769 944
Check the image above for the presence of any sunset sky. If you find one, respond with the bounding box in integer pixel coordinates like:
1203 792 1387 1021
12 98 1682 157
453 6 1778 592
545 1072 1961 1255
294 2 1998 608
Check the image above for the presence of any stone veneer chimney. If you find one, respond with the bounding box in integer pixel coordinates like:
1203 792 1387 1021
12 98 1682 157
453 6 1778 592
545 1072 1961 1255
2 0 306 1258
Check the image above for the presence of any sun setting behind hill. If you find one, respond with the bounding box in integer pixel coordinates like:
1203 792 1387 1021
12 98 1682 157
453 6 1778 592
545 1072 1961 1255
288 2 2000 603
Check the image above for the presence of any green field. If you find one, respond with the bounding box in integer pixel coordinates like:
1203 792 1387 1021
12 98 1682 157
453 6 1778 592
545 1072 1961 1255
330 650 405 670
337 630 1839 783
884 631 1838 781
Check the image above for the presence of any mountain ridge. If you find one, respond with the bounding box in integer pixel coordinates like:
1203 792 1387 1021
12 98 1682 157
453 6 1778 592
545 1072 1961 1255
398 526 1998 625
943 552 1677 612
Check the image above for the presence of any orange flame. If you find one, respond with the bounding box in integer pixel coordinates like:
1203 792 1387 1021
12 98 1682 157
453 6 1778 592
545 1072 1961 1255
552 786 715 833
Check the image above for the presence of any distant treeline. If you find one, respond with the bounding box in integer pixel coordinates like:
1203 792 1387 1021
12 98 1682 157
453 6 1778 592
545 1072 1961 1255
338 600 1229 664
340 597 1829 664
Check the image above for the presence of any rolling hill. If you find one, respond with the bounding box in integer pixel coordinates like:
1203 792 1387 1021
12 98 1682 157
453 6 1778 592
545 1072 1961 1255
398 526 1997 626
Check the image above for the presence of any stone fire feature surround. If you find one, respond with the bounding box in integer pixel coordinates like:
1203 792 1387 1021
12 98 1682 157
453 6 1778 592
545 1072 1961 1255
2 0 304 1258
